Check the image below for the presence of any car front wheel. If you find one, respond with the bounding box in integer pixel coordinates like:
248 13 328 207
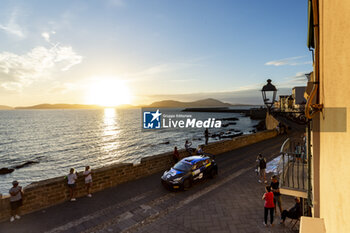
183 178 192 190
210 168 217 178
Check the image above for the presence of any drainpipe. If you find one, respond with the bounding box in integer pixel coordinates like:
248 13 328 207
307 121 313 211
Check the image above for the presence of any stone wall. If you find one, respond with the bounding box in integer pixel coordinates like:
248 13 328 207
0 130 277 222
265 112 279 130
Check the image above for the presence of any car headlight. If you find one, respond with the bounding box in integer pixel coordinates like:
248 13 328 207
173 177 182 182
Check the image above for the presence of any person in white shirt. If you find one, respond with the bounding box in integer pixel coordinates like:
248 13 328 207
185 140 193 156
196 145 203 155
83 166 93 197
67 168 77 201
9 180 23 222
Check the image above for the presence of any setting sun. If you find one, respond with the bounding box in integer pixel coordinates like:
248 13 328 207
85 78 131 107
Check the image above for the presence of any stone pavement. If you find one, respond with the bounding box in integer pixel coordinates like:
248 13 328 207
0 131 302 233
130 164 297 233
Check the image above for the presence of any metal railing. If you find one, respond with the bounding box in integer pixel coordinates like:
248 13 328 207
279 137 308 191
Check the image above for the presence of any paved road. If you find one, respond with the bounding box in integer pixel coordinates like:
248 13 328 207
0 132 301 233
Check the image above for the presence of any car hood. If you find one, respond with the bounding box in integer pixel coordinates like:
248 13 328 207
162 168 186 181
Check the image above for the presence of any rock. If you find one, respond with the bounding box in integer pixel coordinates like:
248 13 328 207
219 132 243 139
0 168 14 175
217 117 239 121
159 141 170 145
192 138 202 141
14 161 39 169
222 122 237 127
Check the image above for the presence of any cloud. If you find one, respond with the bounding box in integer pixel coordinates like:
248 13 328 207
170 79 198 82
265 56 312 66
0 9 25 38
140 63 194 75
0 45 83 91
272 71 311 89
1 82 23 91
292 72 309 81
49 82 80 94
287 71 310 83
41 32 50 42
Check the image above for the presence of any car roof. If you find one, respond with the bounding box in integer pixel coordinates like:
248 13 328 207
181 156 210 165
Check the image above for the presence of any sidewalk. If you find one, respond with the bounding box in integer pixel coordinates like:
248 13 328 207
0 131 302 233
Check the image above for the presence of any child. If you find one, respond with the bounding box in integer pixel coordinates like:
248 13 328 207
83 166 93 197
262 186 275 226
67 168 77 201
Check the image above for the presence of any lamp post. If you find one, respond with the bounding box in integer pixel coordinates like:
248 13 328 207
261 79 277 112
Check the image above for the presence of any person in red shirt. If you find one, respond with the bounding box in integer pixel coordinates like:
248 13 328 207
262 185 275 226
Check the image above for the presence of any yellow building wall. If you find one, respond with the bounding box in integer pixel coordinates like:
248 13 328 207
317 0 350 232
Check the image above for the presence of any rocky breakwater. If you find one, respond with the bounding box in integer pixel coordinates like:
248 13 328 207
0 161 40 175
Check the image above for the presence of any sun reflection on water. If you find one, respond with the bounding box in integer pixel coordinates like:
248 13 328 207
101 108 120 156
103 108 117 133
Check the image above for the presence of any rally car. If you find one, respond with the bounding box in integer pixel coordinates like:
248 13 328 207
161 155 218 190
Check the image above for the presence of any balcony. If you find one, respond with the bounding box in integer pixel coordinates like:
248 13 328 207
278 137 308 198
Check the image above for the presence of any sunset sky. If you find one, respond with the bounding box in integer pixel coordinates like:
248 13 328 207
0 0 312 107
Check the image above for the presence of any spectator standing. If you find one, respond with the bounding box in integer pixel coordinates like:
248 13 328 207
9 180 23 222
257 154 267 183
173 146 180 163
184 140 193 156
270 175 283 215
84 166 93 197
295 143 302 161
262 186 275 226
67 168 78 201
302 134 307 162
204 128 209 145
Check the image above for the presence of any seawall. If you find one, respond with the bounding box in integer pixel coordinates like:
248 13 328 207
0 129 277 222
265 112 280 130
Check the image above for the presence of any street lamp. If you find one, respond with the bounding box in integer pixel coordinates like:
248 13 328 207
261 79 277 112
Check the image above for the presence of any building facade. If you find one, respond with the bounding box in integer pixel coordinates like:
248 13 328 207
300 0 350 232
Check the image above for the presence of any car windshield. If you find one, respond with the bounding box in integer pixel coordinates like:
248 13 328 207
173 161 192 172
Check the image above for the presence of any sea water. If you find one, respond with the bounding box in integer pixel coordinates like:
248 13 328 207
0 108 259 194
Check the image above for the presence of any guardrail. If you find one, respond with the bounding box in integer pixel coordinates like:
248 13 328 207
279 137 308 191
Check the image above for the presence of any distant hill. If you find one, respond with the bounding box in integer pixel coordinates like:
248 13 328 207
146 98 234 108
14 103 139 109
15 104 104 110
0 105 13 110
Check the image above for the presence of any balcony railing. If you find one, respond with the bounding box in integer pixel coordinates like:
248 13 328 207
278 137 308 197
